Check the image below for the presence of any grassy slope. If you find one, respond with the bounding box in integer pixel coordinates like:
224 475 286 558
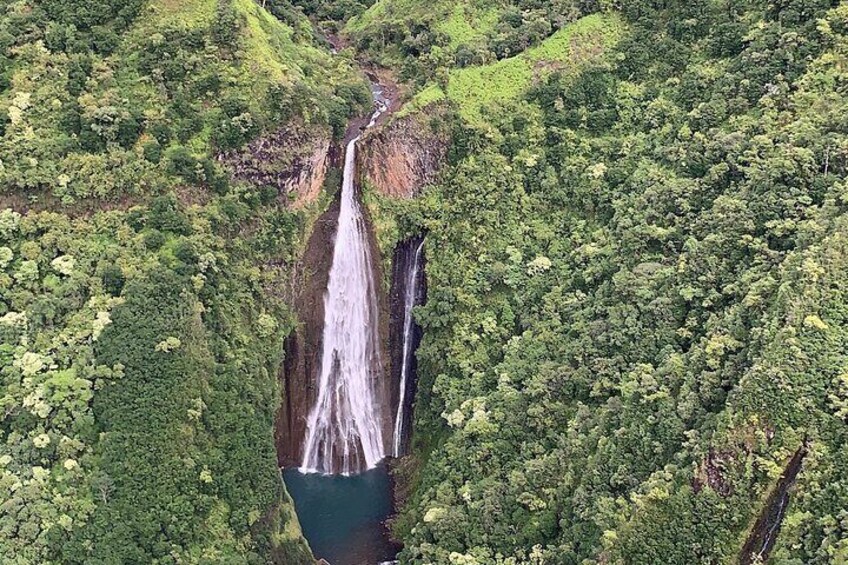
402 13 624 126
347 0 499 46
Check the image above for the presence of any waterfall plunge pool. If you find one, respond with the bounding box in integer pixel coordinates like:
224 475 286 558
283 465 400 565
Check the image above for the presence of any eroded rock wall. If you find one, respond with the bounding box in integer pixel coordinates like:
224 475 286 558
387 235 427 456
275 189 393 467
276 105 442 469
357 108 450 199
219 123 333 208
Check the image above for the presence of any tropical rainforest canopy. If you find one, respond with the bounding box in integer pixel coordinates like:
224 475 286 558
1 0 847 563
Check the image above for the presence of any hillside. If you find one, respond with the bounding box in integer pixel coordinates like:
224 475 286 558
401 13 625 127
357 0 848 563
3 0 848 564
0 0 368 205
0 0 368 562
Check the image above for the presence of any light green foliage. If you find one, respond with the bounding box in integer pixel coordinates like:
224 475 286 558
0 0 368 203
346 0 599 84
436 14 624 126
0 0 361 562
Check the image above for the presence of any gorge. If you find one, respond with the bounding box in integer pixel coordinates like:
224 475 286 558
281 78 426 563
4 0 845 563
299 92 389 476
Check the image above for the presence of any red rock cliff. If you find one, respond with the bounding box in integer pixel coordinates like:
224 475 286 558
357 107 450 198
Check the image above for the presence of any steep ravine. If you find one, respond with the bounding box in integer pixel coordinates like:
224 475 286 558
276 75 445 469
274 118 393 469
739 442 809 565
267 40 449 558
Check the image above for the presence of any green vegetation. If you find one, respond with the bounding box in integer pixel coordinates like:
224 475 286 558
409 13 624 126
373 0 848 563
4 0 848 562
0 0 369 204
0 0 371 562
0 197 314 563
345 0 600 83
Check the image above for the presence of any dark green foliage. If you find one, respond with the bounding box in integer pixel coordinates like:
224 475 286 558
147 195 191 235
101 264 126 296
39 0 144 32
81 269 208 561
392 1 848 563
213 96 261 150
141 139 163 164
165 146 200 182
172 238 199 269
284 0 376 26
212 0 243 49
531 67 619 133
143 229 166 250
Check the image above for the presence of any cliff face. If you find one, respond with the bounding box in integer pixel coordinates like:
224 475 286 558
275 188 393 468
387 235 427 456
357 108 450 198
219 123 333 208
276 195 338 468
276 104 441 469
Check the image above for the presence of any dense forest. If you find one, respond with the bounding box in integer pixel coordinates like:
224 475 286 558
0 0 368 561
369 0 848 563
3 0 848 564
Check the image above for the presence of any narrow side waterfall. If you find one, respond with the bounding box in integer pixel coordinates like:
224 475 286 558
300 98 388 475
392 238 425 457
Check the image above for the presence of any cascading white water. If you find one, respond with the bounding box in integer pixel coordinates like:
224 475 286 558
300 97 388 475
392 239 425 457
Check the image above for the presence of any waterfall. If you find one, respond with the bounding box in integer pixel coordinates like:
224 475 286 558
392 238 425 457
300 96 388 475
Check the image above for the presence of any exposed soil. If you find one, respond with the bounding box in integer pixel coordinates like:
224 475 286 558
357 106 451 199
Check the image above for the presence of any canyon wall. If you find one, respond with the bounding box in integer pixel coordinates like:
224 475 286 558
357 108 450 198
387 235 427 456
275 188 393 468
219 123 333 208
276 105 444 469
